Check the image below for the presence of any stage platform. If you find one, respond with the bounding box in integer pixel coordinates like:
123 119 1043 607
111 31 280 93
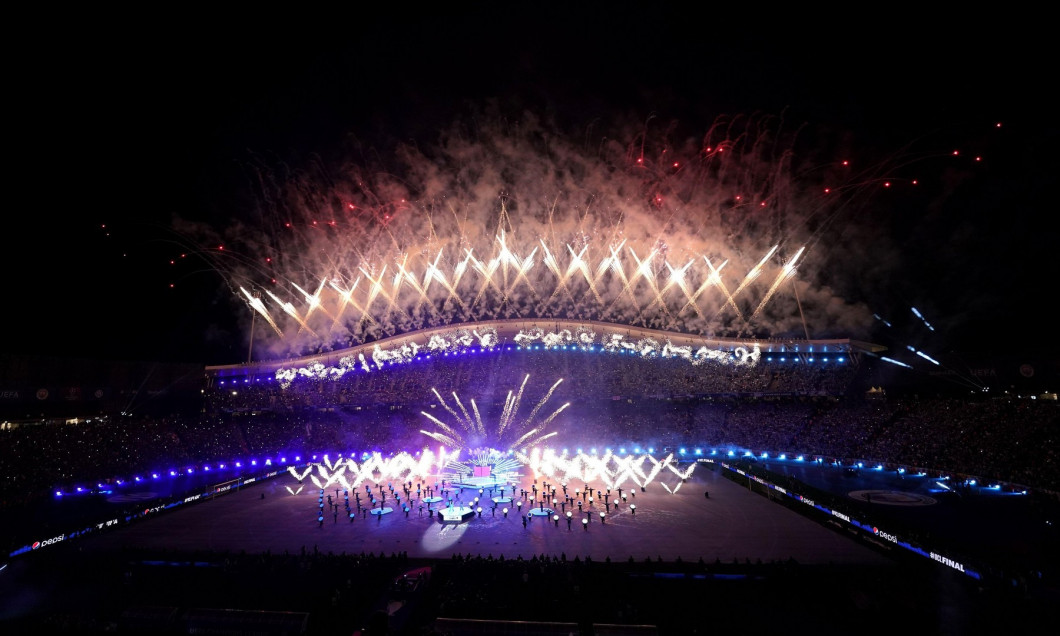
437 505 476 524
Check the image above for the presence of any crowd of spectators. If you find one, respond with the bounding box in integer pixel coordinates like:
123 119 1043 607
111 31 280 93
2 348 1057 514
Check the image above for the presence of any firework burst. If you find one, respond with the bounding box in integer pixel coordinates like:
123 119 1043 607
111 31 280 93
419 375 568 452
170 110 949 360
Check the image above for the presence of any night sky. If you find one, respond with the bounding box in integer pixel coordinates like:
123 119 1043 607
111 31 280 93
4 7 1056 391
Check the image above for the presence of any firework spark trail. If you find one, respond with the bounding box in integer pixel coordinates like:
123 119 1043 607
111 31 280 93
452 393 474 432
750 246 805 323
241 287 283 336
497 390 516 435
293 280 331 324
676 258 722 319
470 400 485 435
430 388 470 432
327 277 374 331
728 245 778 304
417 409 460 438
511 427 541 449
538 402 570 429
498 374 530 435
265 289 319 338
566 243 603 303
419 421 457 447
520 378 564 429
658 258 696 311
397 254 439 320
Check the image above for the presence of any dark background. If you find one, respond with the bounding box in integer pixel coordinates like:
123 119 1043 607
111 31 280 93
4 6 1056 394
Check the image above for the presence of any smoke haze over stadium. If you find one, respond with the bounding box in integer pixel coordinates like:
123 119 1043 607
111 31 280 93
5 7 1056 390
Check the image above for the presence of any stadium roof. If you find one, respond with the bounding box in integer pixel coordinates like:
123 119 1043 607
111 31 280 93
206 319 886 379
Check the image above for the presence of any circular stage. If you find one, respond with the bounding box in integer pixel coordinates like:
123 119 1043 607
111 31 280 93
527 507 556 518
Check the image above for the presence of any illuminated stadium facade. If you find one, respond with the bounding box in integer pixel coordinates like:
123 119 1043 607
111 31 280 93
205 318 884 386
